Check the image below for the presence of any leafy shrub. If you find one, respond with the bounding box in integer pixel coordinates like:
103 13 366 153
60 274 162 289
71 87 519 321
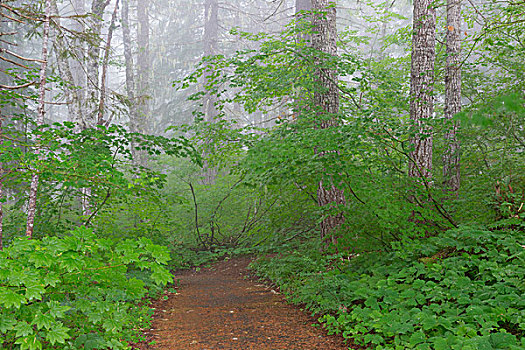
250 251 326 293
0 226 173 350
252 225 525 349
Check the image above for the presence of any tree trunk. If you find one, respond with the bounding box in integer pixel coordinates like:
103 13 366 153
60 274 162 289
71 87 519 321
443 0 461 195
137 0 150 130
51 0 84 127
134 0 151 166
409 0 436 180
122 0 136 114
294 0 311 118
203 0 219 122
0 112 4 250
296 0 312 44
201 0 219 184
0 9 5 249
121 0 141 164
312 0 346 247
26 0 52 239
296 0 312 13
70 0 86 110
85 0 110 129
97 0 119 125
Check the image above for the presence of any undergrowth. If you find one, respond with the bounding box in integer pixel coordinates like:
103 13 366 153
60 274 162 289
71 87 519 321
0 226 173 350
250 221 525 349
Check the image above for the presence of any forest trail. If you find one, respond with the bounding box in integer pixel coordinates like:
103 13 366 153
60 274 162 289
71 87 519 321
139 256 351 350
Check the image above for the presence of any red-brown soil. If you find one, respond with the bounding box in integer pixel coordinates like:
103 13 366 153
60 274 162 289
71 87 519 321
137 256 352 350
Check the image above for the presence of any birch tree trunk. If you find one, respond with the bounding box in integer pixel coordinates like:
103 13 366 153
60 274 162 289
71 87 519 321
443 0 461 195
409 0 436 180
26 0 52 239
312 0 346 247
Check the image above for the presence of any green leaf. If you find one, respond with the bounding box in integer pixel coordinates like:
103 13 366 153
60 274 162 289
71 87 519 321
102 317 123 333
28 252 53 268
151 265 173 286
432 338 449 350
25 283 46 301
0 288 27 308
47 301 70 318
33 313 55 330
0 315 17 333
45 323 70 345
74 333 106 350
489 332 517 347
421 314 438 330
105 338 126 349
409 330 426 345
42 273 60 287
15 334 43 350
14 321 34 337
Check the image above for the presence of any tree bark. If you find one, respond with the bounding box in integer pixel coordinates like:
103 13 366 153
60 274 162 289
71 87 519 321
137 0 150 130
203 0 219 122
53 0 109 129
121 0 142 165
70 0 86 107
201 0 219 184
51 0 84 127
296 0 312 13
0 8 5 249
122 0 136 114
85 0 111 129
312 0 346 247
443 0 461 195
97 0 119 125
133 0 151 166
409 0 436 181
26 0 52 239
0 112 3 250
296 0 312 44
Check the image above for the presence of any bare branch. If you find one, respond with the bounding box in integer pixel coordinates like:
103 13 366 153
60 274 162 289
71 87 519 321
0 82 35 90
0 48 45 63
0 55 30 69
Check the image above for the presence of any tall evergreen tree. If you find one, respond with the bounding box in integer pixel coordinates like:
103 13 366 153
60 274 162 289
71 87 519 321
443 0 462 195
86 0 112 128
409 0 436 180
121 0 140 159
137 0 151 129
204 0 219 122
312 0 346 247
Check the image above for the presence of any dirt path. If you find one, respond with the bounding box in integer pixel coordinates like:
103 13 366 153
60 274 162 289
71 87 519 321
140 256 351 350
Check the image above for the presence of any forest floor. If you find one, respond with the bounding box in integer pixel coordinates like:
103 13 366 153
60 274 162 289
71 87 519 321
134 256 354 350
